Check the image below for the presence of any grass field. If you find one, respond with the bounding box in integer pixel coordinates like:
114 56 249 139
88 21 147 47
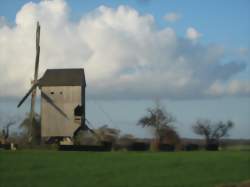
0 150 249 187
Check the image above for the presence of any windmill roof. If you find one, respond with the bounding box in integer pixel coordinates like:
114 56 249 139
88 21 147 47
39 68 86 86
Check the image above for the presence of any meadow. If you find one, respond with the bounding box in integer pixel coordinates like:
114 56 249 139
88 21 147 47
0 150 249 187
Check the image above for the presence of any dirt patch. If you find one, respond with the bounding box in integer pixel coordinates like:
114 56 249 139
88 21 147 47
216 180 250 187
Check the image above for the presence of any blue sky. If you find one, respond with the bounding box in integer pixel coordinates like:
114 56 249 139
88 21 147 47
1 0 249 47
0 0 249 138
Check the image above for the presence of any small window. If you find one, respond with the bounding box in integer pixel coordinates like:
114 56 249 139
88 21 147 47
50 91 54 95
74 105 83 116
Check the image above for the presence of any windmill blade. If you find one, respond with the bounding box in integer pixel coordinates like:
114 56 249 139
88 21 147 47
28 22 41 141
41 92 68 118
30 22 41 116
17 83 38 108
34 22 40 83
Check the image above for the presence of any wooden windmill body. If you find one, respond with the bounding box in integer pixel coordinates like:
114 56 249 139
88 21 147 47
17 22 87 141
39 68 86 138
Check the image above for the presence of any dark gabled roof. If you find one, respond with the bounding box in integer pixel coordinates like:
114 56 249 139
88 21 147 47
39 68 86 86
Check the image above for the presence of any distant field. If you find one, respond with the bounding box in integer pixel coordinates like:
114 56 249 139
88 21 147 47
222 145 250 151
0 150 249 187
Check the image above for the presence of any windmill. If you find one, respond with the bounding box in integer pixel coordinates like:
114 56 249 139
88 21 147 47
17 22 40 141
17 22 92 144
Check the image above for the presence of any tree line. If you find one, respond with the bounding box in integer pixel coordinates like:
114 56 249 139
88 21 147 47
137 101 234 150
0 101 234 150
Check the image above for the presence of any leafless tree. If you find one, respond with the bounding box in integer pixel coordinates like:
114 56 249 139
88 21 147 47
137 101 177 143
74 125 120 145
0 115 17 144
95 125 120 143
19 113 41 145
192 119 234 146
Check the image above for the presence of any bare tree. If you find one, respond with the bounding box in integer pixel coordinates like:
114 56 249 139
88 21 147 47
192 119 234 146
19 113 41 145
95 125 120 143
74 125 120 145
0 115 17 144
137 101 177 143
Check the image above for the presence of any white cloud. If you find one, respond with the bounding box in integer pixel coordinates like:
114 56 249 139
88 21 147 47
207 80 250 96
0 0 249 100
206 81 225 96
186 27 202 41
227 80 250 95
164 12 181 23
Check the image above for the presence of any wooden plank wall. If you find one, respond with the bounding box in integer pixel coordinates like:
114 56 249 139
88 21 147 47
41 86 82 137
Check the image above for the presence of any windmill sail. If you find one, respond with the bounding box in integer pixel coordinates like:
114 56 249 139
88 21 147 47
17 83 39 108
17 22 41 141
28 22 41 140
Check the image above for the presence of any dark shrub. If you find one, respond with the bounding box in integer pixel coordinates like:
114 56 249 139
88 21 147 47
114 134 135 151
0 144 4 149
0 143 17 150
184 144 199 151
59 142 112 152
128 142 150 151
159 144 175 151
3 144 11 149
101 141 112 150
206 143 219 151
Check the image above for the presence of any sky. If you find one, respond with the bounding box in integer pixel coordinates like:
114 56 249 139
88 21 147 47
0 0 249 138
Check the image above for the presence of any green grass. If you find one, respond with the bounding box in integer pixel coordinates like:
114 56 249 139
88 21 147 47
0 151 249 187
